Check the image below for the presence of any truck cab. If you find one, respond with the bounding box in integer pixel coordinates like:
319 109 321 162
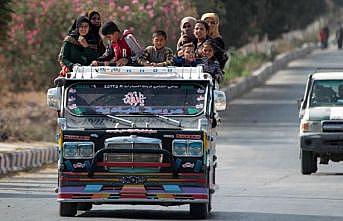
299 69 343 174
47 66 226 218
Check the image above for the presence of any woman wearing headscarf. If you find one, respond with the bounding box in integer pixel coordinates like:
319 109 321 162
201 12 228 69
176 16 197 51
58 16 97 76
86 10 106 56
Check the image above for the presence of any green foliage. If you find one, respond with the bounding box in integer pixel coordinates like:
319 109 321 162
224 52 269 81
194 0 334 47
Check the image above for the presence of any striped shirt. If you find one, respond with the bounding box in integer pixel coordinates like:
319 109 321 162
137 46 174 66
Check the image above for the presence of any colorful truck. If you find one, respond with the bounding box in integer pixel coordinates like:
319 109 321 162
47 66 226 218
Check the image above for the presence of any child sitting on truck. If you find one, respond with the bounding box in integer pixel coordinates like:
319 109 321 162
91 21 143 66
137 30 174 67
174 43 204 67
201 39 223 83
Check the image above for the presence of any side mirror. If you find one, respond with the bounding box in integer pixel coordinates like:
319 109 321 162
214 90 226 111
47 87 61 111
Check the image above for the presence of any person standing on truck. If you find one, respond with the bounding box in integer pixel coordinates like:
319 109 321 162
176 16 197 51
86 10 106 56
91 21 143 66
201 39 223 83
201 12 228 70
58 16 97 76
137 30 174 67
194 20 211 59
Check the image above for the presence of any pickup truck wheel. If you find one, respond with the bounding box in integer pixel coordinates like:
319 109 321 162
59 202 77 217
301 150 316 175
77 202 92 211
190 203 209 219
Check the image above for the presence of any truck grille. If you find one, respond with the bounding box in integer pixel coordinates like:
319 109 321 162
322 121 343 132
104 143 162 163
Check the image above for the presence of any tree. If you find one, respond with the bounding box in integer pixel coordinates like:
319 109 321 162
0 0 12 42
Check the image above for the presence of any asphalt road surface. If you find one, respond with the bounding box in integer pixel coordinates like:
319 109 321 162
1 49 343 221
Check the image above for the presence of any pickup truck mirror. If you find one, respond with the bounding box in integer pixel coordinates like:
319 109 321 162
214 90 226 111
47 87 61 111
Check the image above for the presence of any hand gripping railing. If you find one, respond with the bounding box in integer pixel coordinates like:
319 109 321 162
87 148 177 177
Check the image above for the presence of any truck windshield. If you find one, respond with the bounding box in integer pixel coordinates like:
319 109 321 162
310 80 343 107
66 82 206 116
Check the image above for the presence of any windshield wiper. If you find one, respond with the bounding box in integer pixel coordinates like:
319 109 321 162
129 112 182 128
105 114 135 128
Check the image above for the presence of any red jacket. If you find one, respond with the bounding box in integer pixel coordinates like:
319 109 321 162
111 30 132 62
97 30 142 64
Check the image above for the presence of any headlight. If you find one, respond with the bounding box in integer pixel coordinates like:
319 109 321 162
63 142 94 159
172 140 203 157
188 141 203 156
172 140 187 156
300 121 321 133
64 143 78 158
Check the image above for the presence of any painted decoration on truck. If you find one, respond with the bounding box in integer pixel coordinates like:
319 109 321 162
66 82 206 116
122 92 147 106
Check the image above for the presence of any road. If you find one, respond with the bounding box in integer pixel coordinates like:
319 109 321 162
1 49 343 221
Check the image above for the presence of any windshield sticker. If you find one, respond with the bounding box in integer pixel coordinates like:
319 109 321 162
197 88 205 94
197 95 205 101
187 107 199 114
69 88 77 93
73 108 84 115
196 104 204 109
68 103 77 110
68 96 76 102
123 92 147 106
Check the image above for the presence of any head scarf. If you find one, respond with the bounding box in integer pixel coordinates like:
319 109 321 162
68 16 91 39
201 12 221 38
180 16 196 34
87 10 101 34
180 16 196 29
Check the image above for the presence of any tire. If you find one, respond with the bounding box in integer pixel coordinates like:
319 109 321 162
77 203 92 211
301 149 316 175
59 202 77 217
190 203 209 219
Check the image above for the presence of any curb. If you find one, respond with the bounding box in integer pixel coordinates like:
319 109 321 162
222 43 316 101
0 146 58 175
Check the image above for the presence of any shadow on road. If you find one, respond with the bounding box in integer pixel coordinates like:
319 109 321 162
78 210 343 221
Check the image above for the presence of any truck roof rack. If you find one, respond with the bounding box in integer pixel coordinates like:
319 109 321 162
67 66 212 80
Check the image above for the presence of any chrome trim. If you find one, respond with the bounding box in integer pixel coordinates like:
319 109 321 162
57 198 208 203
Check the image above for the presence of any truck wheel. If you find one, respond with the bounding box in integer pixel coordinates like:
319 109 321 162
59 202 77 217
301 150 316 175
190 203 209 219
311 155 318 173
77 202 92 211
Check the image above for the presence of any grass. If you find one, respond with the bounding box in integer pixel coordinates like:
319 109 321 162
223 51 270 84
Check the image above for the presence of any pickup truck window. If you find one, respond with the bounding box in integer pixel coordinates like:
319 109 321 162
310 80 343 107
66 82 206 116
